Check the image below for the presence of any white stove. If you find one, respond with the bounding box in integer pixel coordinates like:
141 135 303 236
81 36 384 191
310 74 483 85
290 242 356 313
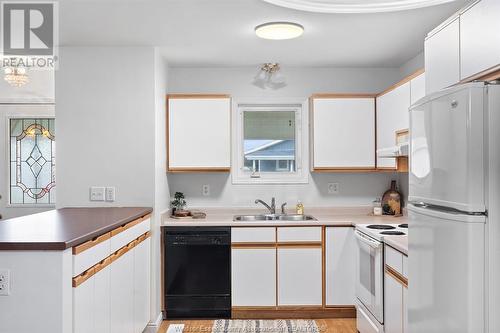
355 223 407 241
354 223 408 333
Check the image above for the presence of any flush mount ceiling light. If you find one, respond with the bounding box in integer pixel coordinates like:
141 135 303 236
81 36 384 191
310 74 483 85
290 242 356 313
255 22 304 40
260 0 458 13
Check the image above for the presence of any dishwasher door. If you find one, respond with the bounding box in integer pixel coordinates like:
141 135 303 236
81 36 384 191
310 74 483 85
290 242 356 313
164 227 231 319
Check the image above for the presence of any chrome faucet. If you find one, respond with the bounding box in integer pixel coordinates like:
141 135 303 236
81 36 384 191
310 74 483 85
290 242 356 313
281 202 287 215
255 197 276 215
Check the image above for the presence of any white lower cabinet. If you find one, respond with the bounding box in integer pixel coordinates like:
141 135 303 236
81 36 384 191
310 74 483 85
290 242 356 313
73 276 95 333
278 247 322 306
325 227 356 306
403 286 408 333
134 238 151 332
231 248 276 307
384 272 403 333
110 250 135 333
94 266 111 333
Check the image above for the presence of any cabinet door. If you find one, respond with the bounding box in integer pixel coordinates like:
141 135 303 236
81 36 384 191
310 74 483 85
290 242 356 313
278 247 322 306
376 82 411 169
312 97 375 169
73 276 95 333
424 18 460 94
384 272 403 333
110 250 134 333
410 73 426 105
460 0 500 80
325 227 356 306
94 266 111 333
232 248 276 307
133 238 151 333
168 96 231 170
403 286 408 333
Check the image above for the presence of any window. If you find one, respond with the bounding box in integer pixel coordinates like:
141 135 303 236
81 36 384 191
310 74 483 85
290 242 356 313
233 102 308 184
9 118 56 205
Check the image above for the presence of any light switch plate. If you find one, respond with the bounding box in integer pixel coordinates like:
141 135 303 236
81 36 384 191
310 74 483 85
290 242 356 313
105 187 116 202
0 269 10 296
328 182 339 195
90 187 105 201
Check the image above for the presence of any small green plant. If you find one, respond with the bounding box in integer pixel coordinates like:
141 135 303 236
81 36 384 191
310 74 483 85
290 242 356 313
171 192 187 212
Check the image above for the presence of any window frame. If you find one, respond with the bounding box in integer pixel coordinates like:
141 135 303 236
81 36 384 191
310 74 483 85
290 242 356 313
232 99 309 184
6 113 56 208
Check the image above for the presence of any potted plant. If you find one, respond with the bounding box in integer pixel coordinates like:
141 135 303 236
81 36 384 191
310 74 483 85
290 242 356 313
170 192 187 216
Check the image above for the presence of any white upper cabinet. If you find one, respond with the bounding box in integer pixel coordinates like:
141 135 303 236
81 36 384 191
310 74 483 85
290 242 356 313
167 95 231 172
311 96 376 171
376 82 411 169
410 73 426 105
460 0 500 80
425 17 460 94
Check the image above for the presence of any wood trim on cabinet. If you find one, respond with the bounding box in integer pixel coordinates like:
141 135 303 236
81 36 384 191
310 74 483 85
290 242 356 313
72 266 96 288
231 242 277 249
312 167 378 173
377 68 425 97
276 242 323 248
93 257 112 275
167 167 231 173
231 306 356 319
321 226 326 307
310 93 378 99
72 232 111 255
167 94 231 99
110 214 150 237
385 265 408 288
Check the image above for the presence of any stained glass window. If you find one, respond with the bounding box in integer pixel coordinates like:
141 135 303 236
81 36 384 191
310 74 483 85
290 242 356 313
9 118 56 205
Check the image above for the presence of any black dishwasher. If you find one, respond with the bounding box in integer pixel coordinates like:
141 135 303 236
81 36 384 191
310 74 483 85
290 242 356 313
164 227 231 319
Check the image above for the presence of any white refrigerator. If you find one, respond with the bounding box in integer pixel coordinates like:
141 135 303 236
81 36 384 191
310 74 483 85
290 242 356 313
408 82 500 333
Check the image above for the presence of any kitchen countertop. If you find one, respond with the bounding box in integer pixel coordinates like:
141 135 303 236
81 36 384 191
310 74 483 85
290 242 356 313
384 235 408 255
162 207 407 227
0 207 153 251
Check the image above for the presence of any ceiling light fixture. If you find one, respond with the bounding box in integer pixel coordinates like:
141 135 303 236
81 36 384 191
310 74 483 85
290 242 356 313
255 22 304 40
260 0 458 13
4 67 29 87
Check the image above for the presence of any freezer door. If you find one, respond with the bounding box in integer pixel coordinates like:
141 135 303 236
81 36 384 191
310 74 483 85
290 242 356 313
409 83 485 212
408 204 485 333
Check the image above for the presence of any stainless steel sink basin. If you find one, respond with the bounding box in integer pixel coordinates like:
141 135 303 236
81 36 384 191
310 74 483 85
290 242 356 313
233 214 316 221
233 215 269 221
278 214 317 221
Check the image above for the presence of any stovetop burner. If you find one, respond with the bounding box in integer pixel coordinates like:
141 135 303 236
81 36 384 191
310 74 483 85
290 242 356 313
366 224 396 230
380 231 406 235
398 224 408 228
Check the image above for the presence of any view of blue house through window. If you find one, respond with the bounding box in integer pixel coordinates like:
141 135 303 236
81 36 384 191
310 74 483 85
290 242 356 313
243 111 296 173
9 118 56 205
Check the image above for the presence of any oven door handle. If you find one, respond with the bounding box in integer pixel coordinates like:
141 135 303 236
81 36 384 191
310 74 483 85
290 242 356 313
354 230 382 249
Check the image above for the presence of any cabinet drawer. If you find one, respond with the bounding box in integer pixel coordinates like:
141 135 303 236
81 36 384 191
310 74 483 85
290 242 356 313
73 233 111 277
231 227 276 243
385 245 403 275
277 227 321 243
402 254 408 279
110 217 150 253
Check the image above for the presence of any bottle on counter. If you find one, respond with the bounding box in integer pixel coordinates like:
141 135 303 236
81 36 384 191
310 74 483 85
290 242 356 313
296 200 304 215
373 198 383 216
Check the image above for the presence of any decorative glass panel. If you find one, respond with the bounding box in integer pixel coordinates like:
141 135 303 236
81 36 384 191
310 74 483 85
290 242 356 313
9 118 56 205
243 111 296 173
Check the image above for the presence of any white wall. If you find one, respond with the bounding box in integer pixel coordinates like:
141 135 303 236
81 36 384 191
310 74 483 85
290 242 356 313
399 51 425 78
56 46 164 327
167 66 406 208
0 69 54 104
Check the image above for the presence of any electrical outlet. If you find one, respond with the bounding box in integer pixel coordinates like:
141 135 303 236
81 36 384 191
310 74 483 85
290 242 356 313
202 184 210 196
105 187 116 202
328 182 340 195
90 187 105 201
0 270 10 296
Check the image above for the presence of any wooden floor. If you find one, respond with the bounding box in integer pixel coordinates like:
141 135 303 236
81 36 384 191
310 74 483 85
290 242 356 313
160 319 357 333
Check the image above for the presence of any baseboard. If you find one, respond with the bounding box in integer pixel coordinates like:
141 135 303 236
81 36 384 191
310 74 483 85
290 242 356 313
231 306 356 319
144 313 163 333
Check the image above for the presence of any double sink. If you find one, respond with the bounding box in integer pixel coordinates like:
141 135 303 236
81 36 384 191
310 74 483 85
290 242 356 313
233 214 316 222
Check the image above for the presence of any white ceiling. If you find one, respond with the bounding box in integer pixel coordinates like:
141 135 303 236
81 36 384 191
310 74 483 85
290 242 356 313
58 0 468 67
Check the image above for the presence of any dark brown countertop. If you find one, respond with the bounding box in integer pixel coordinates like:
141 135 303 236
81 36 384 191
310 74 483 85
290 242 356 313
0 207 153 251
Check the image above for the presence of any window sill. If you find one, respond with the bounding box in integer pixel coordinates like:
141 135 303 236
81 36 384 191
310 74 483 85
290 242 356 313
6 204 56 209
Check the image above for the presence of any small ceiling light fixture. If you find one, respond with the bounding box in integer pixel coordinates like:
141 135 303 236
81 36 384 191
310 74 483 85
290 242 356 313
255 22 304 40
4 67 29 87
253 63 287 90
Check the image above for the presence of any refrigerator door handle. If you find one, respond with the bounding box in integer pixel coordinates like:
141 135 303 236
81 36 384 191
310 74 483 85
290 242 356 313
408 203 486 223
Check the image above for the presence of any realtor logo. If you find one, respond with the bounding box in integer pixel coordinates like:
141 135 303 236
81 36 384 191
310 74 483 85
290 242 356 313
1 1 56 56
